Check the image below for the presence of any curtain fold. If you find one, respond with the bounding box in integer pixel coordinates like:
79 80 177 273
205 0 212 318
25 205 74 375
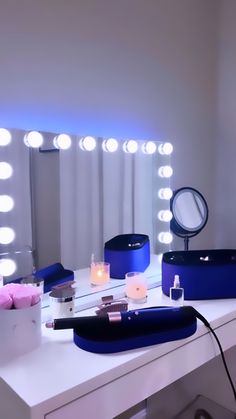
60 139 155 271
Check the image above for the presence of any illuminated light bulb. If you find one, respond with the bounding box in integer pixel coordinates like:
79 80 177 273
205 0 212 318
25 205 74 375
0 128 11 146
102 138 118 152
0 227 15 244
123 140 138 154
53 134 72 150
142 141 157 154
158 210 173 222
79 136 96 151
158 165 173 178
158 142 173 155
0 162 13 179
24 131 44 148
0 195 14 212
158 188 173 200
0 258 16 277
158 232 173 244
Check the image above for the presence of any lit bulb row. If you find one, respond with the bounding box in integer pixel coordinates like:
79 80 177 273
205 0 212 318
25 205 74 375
0 131 16 248
0 129 15 246
157 187 173 246
0 128 173 155
157 166 174 243
0 167 15 245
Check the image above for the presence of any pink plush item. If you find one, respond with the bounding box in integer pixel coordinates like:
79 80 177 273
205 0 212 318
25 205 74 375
0 283 41 309
12 285 41 309
3 283 22 298
0 291 13 309
31 292 41 306
12 287 33 309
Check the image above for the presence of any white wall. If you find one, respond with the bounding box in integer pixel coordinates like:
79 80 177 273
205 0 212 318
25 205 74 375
215 0 236 248
0 0 218 251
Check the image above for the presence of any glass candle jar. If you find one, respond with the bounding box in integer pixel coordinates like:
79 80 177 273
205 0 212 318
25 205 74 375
125 272 147 303
90 262 110 285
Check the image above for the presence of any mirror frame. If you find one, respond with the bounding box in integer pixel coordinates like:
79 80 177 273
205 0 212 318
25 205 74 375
0 127 174 313
170 186 208 249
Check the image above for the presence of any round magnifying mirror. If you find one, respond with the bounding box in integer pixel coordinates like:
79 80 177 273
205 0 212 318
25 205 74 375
170 187 208 250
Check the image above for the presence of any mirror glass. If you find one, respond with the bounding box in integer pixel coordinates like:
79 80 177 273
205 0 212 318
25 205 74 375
0 128 173 308
170 187 208 250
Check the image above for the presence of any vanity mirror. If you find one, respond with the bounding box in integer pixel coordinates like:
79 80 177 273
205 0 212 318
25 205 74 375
0 127 174 308
170 187 208 250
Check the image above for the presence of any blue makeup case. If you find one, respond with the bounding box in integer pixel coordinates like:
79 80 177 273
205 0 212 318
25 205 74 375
162 249 236 300
104 234 150 279
35 263 74 293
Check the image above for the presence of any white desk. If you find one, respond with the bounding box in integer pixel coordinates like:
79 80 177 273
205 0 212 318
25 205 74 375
1 287 236 419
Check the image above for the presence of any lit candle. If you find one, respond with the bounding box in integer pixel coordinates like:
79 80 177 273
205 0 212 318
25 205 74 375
125 272 147 303
90 262 110 285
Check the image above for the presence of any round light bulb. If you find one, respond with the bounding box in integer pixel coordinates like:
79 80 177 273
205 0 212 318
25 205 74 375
0 227 15 244
102 138 118 152
0 258 17 277
0 195 14 212
53 134 72 150
158 188 173 200
123 140 138 154
142 141 157 154
0 128 11 146
158 165 173 178
158 210 173 222
158 232 173 244
0 162 13 179
158 142 173 155
24 131 44 148
79 136 96 151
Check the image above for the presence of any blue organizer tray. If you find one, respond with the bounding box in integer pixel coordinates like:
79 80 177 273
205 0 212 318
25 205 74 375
35 263 74 293
9 262 74 293
73 306 197 353
162 249 236 300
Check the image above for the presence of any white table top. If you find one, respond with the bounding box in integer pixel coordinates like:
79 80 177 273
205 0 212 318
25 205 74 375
1 286 236 418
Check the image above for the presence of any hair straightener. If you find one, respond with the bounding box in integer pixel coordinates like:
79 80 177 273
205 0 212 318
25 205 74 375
46 305 197 351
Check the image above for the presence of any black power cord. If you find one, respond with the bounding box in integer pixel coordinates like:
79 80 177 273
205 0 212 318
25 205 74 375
191 307 236 403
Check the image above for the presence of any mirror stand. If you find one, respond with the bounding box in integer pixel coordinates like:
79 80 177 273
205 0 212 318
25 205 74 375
184 236 189 251
170 187 209 250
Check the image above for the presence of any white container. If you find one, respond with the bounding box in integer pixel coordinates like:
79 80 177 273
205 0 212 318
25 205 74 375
50 294 75 319
0 301 42 363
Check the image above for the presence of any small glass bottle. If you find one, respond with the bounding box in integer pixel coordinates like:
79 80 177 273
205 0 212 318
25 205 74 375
170 274 184 306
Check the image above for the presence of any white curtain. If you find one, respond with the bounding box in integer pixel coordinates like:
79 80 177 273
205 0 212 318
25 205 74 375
0 129 33 281
60 138 156 270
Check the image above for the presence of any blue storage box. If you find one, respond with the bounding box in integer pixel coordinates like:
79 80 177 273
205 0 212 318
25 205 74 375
104 234 150 279
7 263 74 293
162 249 236 300
35 263 74 293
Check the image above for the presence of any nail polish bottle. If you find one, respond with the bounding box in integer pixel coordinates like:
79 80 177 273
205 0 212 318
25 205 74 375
170 274 184 306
